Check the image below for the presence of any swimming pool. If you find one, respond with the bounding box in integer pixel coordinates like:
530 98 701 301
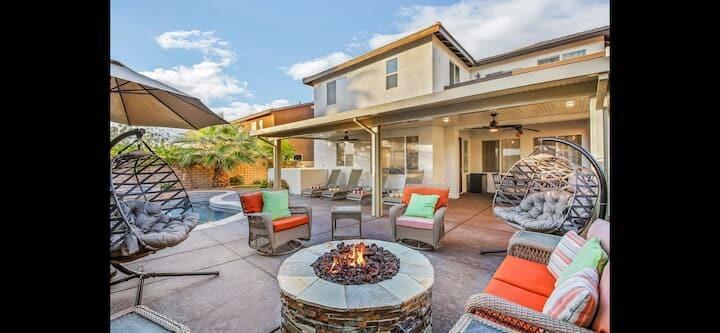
186 190 245 227
192 203 237 224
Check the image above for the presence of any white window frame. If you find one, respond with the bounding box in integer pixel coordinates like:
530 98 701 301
533 135 583 165
449 61 460 85
251 121 257 131
482 139 521 172
258 119 264 129
537 55 560 65
386 58 398 89
561 49 586 60
336 142 345 166
327 80 336 105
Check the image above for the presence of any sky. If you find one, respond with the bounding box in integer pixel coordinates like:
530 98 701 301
111 0 609 121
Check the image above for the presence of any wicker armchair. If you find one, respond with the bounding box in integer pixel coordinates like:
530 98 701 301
239 191 312 256
388 184 449 250
454 220 610 333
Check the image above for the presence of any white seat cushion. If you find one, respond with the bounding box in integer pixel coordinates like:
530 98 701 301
396 215 434 230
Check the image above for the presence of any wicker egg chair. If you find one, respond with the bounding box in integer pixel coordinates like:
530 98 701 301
482 138 607 255
110 129 219 305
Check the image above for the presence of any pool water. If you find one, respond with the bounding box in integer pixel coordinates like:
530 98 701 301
192 203 237 223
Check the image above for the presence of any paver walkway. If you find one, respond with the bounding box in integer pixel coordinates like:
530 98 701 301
111 193 515 332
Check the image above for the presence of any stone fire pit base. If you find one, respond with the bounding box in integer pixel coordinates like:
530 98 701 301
281 290 431 332
278 240 434 333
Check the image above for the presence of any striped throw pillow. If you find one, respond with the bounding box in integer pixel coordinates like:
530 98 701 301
543 268 600 327
547 230 586 279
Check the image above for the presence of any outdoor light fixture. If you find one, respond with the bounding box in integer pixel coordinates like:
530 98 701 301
489 128 499 133
443 117 450 123
565 100 576 108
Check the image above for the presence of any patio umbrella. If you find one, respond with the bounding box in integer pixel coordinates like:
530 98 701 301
110 59 228 130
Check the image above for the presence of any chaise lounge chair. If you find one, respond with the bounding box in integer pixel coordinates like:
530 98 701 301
301 169 341 197
346 173 388 203
383 169 424 206
321 169 362 200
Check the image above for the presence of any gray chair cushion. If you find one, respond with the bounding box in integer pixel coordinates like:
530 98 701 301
493 190 572 232
112 200 199 258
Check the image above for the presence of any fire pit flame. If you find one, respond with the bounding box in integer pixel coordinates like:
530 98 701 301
311 242 399 285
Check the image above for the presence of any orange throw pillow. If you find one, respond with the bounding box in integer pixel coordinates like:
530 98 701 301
401 186 449 210
240 191 263 213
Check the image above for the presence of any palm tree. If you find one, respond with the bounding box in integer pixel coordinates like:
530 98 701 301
176 125 259 187
257 138 299 168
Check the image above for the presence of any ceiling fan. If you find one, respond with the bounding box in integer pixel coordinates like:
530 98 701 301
471 112 540 136
331 131 359 142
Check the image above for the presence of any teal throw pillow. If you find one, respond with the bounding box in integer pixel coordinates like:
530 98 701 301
261 190 292 220
555 237 608 286
404 193 440 219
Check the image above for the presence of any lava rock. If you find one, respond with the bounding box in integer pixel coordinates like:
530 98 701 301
311 242 401 285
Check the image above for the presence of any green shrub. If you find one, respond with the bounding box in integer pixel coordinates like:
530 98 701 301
229 176 244 186
266 179 289 189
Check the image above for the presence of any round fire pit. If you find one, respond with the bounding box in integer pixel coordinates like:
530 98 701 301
278 239 434 332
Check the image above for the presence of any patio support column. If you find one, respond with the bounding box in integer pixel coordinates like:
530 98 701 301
273 138 282 189
370 125 383 217
590 73 609 171
354 118 383 217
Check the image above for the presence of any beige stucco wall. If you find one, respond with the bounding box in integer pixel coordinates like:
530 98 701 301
470 39 605 78
431 36 472 92
313 38 434 117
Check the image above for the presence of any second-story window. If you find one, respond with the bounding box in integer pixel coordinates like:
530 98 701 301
251 121 257 131
386 58 398 89
327 80 336 105
449 61 460 84
258 119 264 129
537 55 560 65
562 49 586 60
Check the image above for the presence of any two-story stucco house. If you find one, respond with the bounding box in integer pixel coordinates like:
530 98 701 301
253 22 610 217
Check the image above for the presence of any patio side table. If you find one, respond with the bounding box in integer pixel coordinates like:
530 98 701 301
111 305 191 333
331 205 363 240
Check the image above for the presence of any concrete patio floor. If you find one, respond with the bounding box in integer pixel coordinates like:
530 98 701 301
110 192 516 332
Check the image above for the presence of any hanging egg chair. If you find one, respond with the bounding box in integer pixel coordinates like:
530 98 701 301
109 129 219 305
492 137 607 235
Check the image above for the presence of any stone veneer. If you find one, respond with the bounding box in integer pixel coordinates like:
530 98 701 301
278 240 434 332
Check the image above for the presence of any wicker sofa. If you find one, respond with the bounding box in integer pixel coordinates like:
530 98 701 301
451 219 610 333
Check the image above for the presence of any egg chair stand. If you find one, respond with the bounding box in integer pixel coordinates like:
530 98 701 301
110 129 219 305
481 137 607 255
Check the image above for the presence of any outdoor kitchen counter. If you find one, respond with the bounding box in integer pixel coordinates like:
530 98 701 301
267 168 328 195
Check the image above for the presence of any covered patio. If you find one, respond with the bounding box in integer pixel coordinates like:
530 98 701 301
254 54 610 218
110 193 516 332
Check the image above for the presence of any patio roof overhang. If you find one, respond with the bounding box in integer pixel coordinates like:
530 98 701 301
251 56 609 139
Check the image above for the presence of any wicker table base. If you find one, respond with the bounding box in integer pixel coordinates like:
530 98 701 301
331 205 363 240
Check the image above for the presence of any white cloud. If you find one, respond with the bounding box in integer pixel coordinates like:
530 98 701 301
142 60 251 102
368 0 609 59
155 30 236 61
141 30 290 123
214 99 291 121
141 30 251 103
284 52 352 80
